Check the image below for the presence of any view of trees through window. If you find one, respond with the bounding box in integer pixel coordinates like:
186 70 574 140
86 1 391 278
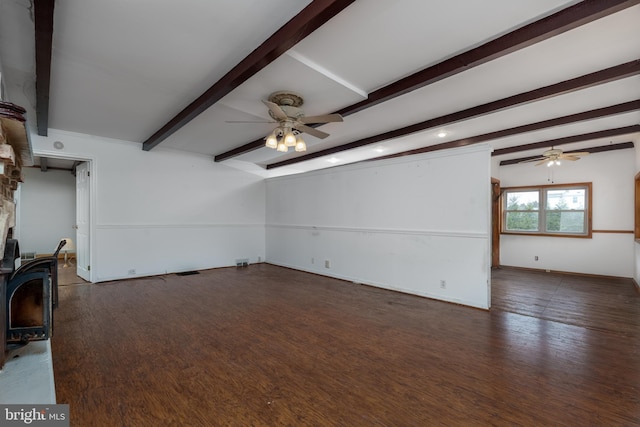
505 191 538 231
503 185 588 236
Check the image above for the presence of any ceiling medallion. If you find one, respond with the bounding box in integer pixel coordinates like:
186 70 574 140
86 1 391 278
268 91 304 107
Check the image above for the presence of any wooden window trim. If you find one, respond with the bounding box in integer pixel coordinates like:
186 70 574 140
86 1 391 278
634 172 640 242
501 182 592 238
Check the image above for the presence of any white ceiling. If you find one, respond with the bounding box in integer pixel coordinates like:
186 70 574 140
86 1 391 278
0 0 638 177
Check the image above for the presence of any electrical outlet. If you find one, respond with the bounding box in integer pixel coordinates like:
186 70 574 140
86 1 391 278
325 260 330 268
440 280 446 289
128 269 136 275
311 257 315 264
535 256 539 261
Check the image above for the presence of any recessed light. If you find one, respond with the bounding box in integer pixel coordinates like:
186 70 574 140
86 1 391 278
374 147 385 153
327 157 340 164
437 131 447 138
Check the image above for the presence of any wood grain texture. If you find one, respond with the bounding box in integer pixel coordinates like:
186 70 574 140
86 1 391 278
52 264 640 425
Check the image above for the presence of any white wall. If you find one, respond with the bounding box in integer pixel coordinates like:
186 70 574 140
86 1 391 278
498 148 635 277
29 129 266 282
635 141 640 286
16 168 76 254
266 144 493 309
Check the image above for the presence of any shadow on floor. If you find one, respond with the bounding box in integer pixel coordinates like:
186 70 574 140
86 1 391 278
57 261 88 286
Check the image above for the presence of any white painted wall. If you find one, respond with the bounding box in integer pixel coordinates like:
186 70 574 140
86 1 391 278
635 141 640 285
498 147 635 277
265 144 493 309
29 129 266 282
16 168 76 255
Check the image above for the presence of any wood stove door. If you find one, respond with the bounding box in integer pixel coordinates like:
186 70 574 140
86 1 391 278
6 271 51 343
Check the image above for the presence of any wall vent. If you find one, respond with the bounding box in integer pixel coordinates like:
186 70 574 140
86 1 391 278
20 252 36 261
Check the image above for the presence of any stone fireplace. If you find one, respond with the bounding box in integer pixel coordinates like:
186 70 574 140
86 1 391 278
0 101 32 368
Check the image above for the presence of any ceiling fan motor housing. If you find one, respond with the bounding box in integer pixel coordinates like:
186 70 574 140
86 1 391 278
268 91 305 119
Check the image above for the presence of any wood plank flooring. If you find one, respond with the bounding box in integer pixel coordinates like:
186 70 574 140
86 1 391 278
51 264 640 426
492 267 640 337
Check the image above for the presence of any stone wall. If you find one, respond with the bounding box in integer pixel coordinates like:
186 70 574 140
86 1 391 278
0 101 29 250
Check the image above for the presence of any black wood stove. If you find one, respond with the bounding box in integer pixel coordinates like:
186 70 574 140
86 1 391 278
4 239 65 348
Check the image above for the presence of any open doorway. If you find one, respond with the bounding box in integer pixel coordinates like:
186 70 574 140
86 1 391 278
14 154 93 283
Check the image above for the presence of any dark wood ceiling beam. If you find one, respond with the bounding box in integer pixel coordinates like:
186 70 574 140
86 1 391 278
338 0 640 117
370 99 640 162
491 125 640 157
142 0 355 151
266 59 640 169
499 141 634 165
34 0 55 136
215 0 640 162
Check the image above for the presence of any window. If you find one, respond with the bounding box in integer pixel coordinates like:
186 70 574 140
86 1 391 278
502 183 591 237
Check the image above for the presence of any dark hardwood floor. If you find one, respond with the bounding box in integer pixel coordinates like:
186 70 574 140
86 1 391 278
52 264 640 426
492 267 640 337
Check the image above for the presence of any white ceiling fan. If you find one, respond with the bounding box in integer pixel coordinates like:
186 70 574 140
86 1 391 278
525 147 590 167
227 91 343 152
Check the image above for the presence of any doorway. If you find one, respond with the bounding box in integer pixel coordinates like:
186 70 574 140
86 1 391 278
15 154 94 283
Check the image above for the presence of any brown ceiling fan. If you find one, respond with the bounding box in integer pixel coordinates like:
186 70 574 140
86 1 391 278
523 147 590 166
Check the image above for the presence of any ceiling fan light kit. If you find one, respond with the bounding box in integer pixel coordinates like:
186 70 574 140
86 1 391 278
264 125 307 153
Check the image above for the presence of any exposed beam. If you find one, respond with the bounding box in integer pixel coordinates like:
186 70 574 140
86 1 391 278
142 0 356 151
491 125 640 157
30 163 73 172
34 0 55 136
215 0 640 162
370 99 640 162
338 0 640 117
499 142 634 166
266 59 640 169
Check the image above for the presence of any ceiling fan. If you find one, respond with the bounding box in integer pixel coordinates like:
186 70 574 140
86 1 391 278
228 91 343 152
525 147 590 167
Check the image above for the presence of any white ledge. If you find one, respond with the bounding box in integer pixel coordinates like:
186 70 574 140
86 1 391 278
0 340 56 404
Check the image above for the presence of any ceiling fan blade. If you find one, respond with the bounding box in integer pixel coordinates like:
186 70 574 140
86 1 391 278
535 159 550 166
225 120 277 123
262 100 288 121
299 113 343 124
560 155 581 161
295 123 330 139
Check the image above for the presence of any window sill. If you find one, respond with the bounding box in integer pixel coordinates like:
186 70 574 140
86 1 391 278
501 232 592 238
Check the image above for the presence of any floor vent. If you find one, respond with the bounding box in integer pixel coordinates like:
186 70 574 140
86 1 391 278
235 259 249 268
20 252 36 261
176 271 199 276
